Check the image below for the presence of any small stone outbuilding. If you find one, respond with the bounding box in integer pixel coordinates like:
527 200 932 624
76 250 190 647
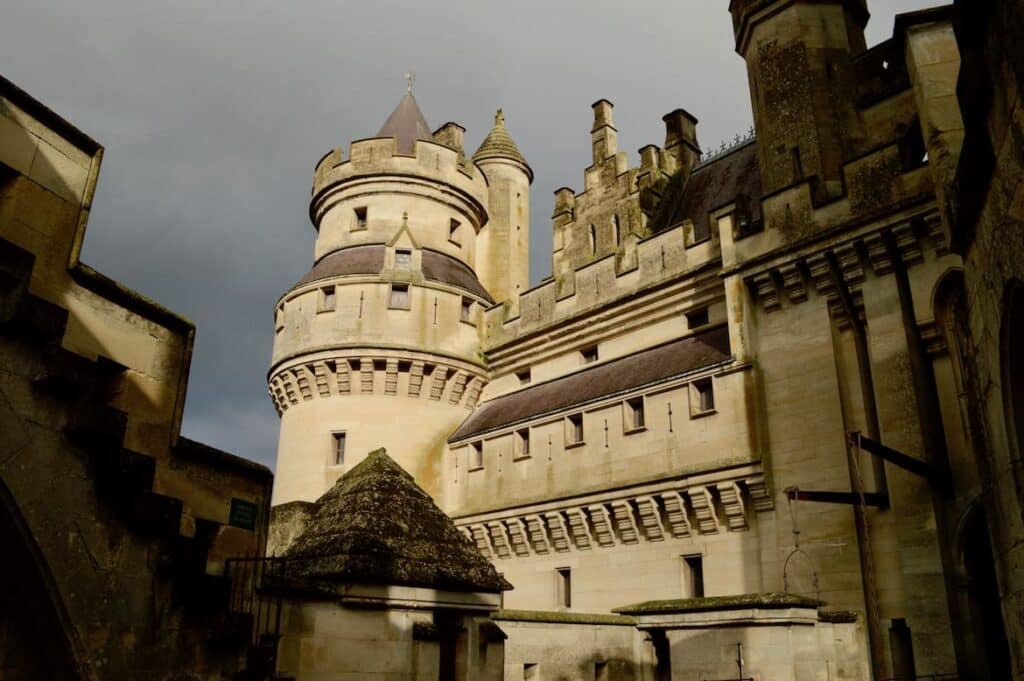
270 448 511 680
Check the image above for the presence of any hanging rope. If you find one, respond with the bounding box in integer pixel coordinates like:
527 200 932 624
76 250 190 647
783 487 820 599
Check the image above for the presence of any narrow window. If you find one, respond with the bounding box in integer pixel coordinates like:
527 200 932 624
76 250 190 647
685 307 709 329
516 428 530 458
627 397 645 431
395 248 412 269
595 661 609 681
581 345 598 364
567 413 584 446
516 369 532 386
470 441 483 470
588 224 597 255
682 554 704 597
556 567 572 608
791 147 803 179
524 663 538 681
692 378 715 415
275 304 284 332
389 283 410 309
353 206 368 231
449 218 461 244
320 286 336 312
331 432 346 466
461 297 473 323
612 215 620 246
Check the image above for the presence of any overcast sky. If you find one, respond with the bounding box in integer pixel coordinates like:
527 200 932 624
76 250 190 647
1 1 943 468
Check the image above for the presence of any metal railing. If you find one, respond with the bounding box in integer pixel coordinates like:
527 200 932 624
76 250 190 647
225 555 289 648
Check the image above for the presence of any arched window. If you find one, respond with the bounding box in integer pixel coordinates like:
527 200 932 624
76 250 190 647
588 224 597 256
612 215 620 246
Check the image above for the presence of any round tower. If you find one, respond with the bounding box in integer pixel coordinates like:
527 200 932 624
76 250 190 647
269 92 492 505
473 109 533 305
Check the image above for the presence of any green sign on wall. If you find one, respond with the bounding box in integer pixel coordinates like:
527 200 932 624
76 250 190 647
229 498 258 531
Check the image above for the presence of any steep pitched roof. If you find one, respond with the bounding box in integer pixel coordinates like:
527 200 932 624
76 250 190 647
377 93 433 155
282 448 511 593
648 140 762 242
473 109 530 173
450 325 732 442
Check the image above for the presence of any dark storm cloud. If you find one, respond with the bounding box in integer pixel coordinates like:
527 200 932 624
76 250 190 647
0 1 943 467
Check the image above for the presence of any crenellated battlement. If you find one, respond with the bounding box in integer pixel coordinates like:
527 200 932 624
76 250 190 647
484 220 721 350
311 137 490 227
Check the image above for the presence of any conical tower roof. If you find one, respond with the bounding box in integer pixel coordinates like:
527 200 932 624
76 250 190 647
473 109 530 173
377 92 433 155
282 448 511 593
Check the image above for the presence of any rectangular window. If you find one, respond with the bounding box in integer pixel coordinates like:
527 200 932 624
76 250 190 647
389 283 410 309
685 307 709 329
320 286 336 312
626 397 645 431
515 428 530 458
353 206 368 231
449 218 461 244
469 441 483 470
331 432 346 466
682 554 705 597
275 304 284 332
791 147 803 178
395 248 412 269
516 369 531 386
556 567 572 609
523 663 538 681
595 661 608 681
581 345 598 364
691 378 715 416
460 297 473 323
566 413 584 446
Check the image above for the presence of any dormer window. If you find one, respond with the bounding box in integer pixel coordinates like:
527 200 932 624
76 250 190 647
395 249 412 269
353 206 368 231
581 345 598 364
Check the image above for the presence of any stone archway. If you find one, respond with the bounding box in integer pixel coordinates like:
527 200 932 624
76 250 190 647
0 480 88 680
955 502 1012 681
1002 281 1024 470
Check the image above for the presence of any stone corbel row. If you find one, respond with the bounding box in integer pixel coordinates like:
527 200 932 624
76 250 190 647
746 211 945 317
458 476 773 559
268 357 486 414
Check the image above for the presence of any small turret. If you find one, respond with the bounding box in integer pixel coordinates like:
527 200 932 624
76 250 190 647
474 109 533 305
730 0 868 199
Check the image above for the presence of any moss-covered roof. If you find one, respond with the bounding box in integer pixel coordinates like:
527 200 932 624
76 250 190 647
613 592 822 615
473 109 530 173
282 448 511 593
492 609 636 627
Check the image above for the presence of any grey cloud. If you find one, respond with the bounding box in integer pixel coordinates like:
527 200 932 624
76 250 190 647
0 0 942 467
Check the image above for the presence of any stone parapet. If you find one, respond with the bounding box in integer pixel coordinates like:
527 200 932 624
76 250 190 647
311 137 489 229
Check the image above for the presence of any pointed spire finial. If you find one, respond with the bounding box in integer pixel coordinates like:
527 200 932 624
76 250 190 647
495 108 505 127
404 71 415 94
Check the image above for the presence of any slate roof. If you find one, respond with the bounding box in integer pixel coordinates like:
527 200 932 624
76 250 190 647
282 448 511 593
377 93 433 155
289 245 492 302
450 324 732 442
473 109 531 175
649 140 762 242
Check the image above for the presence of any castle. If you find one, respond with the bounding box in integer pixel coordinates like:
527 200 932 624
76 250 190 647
265 1 1024 679
1 0 1022 679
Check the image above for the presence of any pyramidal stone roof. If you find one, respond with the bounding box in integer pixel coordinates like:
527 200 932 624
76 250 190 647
377 92 433 155
282 448 511 593
473 109 530 171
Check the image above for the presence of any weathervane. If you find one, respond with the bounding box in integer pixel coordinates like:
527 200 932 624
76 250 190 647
404 71 415 94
